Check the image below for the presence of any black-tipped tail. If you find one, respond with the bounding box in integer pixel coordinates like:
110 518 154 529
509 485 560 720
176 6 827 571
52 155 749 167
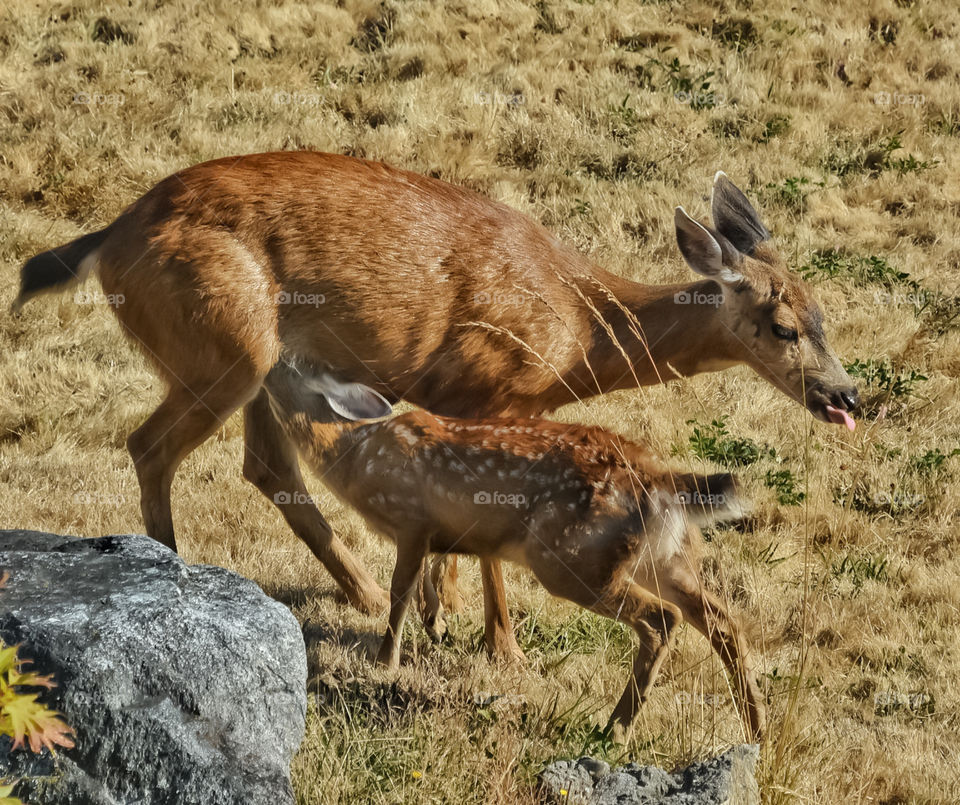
672 472 749 526
15 227 112 309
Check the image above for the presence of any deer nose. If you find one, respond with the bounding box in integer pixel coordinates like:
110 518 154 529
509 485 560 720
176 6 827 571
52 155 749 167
835 387 859 411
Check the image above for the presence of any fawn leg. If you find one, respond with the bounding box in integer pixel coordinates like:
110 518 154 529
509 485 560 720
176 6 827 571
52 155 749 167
433 555 465 614
377 538 430 670
587 583 682 742
481 558 525 664
418 558 447 642
664 582 765 741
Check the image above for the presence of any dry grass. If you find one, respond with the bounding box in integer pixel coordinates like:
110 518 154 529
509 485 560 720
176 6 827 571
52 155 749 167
2 1 960 802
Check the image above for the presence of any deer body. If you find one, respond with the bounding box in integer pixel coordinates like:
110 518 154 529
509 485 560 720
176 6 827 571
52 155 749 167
17 151 858 662
263 362 765 741
81 154 736 416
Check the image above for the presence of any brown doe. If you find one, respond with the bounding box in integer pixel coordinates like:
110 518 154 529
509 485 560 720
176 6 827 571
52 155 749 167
262 360 765 742
16 152 858 662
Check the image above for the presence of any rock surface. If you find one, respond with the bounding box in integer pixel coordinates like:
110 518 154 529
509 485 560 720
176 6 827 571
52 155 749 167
0 530 307 805
540 745 760 804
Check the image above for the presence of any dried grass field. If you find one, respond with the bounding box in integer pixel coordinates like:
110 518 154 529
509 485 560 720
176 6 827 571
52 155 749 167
2 1 960 802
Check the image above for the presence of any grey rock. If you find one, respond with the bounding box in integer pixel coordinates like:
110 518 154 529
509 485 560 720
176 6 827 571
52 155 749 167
621 762 672 798
594 771 647 803
577 756 611 781
0 530 307 805
540 745 759 805
539 758 595 805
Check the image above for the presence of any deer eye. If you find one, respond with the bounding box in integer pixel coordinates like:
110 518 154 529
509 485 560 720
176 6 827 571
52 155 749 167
772 323 799 341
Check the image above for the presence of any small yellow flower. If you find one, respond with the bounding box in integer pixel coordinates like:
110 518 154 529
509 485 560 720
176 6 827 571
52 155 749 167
560 790 568 797
412 770 423 780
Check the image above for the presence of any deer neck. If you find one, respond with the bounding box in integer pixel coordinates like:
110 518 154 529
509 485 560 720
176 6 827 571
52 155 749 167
587 274 741 391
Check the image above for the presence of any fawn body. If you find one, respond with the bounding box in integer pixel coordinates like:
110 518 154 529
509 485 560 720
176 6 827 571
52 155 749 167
17 152 857 662
262 361 765 740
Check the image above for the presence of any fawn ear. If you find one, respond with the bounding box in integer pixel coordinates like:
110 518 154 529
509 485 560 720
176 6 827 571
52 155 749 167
306 373 393 421
711 171 771 256
675 206 743 284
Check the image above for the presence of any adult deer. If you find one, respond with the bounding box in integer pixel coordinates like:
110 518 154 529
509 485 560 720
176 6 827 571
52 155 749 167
262 359 765 742
16 152 858 662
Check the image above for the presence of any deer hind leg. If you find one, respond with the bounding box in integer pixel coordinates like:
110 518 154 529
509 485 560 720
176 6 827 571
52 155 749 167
586 583 682 741
128 374 262 553
663 580 765 741
432 555 465 614
242 389 389 615
418 559 447 642
377 536 430 670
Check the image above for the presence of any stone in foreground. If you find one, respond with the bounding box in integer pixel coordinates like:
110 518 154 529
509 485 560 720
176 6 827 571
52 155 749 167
0 530 307 805
540 744 760 804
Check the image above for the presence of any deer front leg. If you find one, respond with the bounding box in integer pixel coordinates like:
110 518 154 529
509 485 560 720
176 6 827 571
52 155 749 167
377 539 430 670
242 390 389 614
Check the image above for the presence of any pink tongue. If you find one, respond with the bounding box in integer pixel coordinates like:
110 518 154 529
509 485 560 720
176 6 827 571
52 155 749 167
826 404 856 432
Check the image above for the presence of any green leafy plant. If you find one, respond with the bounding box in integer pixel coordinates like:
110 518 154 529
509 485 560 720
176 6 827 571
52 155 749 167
646 53 719 110
844 358 927 399
799 249 912 288
797 249 960 335
747 539 794 567
763 176 825 213
607 94 641 140
0 644 73 753
823 132 937 178
572 198 593 218
759 114 791 143
828 553 890 592
683 416 775 467
763 469 806 505
910 447 960 476
0 574 74 804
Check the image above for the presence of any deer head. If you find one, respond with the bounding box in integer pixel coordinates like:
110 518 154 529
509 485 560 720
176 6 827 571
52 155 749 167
264 361 393 432
674 173 859 430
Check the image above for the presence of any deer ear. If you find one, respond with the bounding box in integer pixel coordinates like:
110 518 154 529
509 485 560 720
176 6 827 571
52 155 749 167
306 374 393 421
711 172 771 256
675 206 743 284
